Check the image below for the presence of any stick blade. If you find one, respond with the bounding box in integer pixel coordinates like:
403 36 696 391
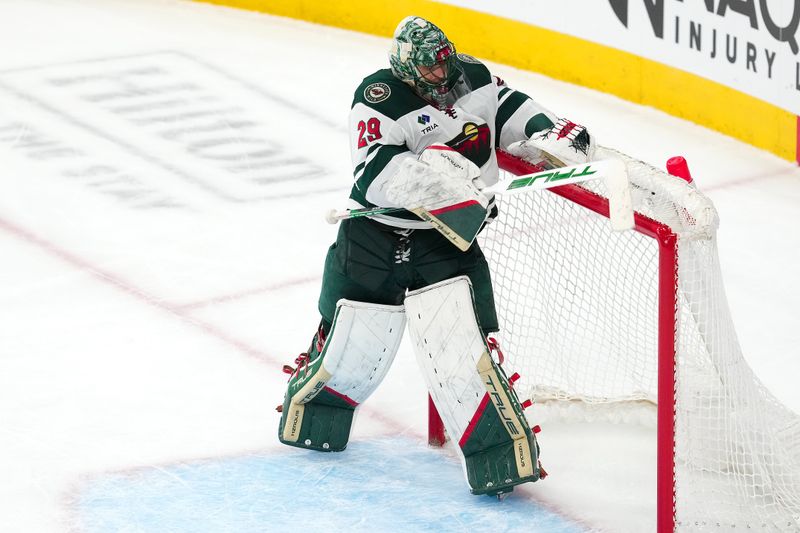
411 200 488 252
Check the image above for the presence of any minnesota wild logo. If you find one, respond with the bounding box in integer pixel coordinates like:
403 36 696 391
364 82 391 103
446 122 491 167
457 53 481 64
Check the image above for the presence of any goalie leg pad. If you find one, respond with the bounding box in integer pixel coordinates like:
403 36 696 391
278 299 406 452
405 276 540 495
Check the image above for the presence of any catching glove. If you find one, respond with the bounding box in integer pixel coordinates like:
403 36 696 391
508 118 596 168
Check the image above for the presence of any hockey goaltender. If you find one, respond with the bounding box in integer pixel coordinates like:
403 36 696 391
277 15 595 497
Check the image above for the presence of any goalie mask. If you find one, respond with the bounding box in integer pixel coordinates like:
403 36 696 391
389 16 464 109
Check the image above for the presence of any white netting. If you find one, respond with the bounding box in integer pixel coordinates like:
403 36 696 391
481 147 800 530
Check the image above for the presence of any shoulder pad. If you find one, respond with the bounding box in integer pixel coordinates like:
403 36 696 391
352 70 426 121
456 53 483 66
455 55 492 90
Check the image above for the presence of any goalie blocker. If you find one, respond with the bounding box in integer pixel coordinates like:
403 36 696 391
405 276 542 495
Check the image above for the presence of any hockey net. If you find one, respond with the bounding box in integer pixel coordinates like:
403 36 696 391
454 148 800 530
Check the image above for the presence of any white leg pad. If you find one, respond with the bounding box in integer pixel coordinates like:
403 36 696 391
405 276 492 443
405 276 538 493
319 298 406 404
280 299 406 450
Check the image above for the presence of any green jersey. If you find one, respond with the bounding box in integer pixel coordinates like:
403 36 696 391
348 54 556 229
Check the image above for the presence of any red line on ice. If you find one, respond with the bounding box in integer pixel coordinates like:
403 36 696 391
177 275 320 310
0 215 597 530
0 216 411 437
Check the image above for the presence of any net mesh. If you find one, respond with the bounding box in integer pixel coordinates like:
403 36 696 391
481 147 800 530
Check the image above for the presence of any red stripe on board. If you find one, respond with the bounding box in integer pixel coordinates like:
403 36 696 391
429 199 480 216
459 393 490 448
323 386 359 407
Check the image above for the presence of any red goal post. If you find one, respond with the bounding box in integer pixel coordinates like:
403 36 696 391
428 149 800 532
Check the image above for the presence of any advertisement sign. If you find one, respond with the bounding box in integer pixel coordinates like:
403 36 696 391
437 0 800 116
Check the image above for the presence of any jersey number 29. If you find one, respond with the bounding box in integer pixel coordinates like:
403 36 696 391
356 118 382 148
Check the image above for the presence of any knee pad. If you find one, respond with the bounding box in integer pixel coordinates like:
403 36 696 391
278 299 406 452
405 276 541 495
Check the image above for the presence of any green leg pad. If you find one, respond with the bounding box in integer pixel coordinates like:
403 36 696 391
459 371 541 496
465 439 540 496
278 388 355 452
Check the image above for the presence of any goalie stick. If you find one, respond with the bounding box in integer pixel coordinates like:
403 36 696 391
325 159 634 250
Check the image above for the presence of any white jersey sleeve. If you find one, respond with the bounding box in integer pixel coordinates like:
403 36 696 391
492 75 559 151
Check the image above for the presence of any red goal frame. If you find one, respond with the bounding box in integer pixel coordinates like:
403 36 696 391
427 150 681 533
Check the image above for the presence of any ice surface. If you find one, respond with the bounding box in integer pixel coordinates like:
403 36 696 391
77 438 584 533
0 1 798 532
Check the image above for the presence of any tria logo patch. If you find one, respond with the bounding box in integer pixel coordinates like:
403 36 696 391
420 123 439 134
417 114 430 124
